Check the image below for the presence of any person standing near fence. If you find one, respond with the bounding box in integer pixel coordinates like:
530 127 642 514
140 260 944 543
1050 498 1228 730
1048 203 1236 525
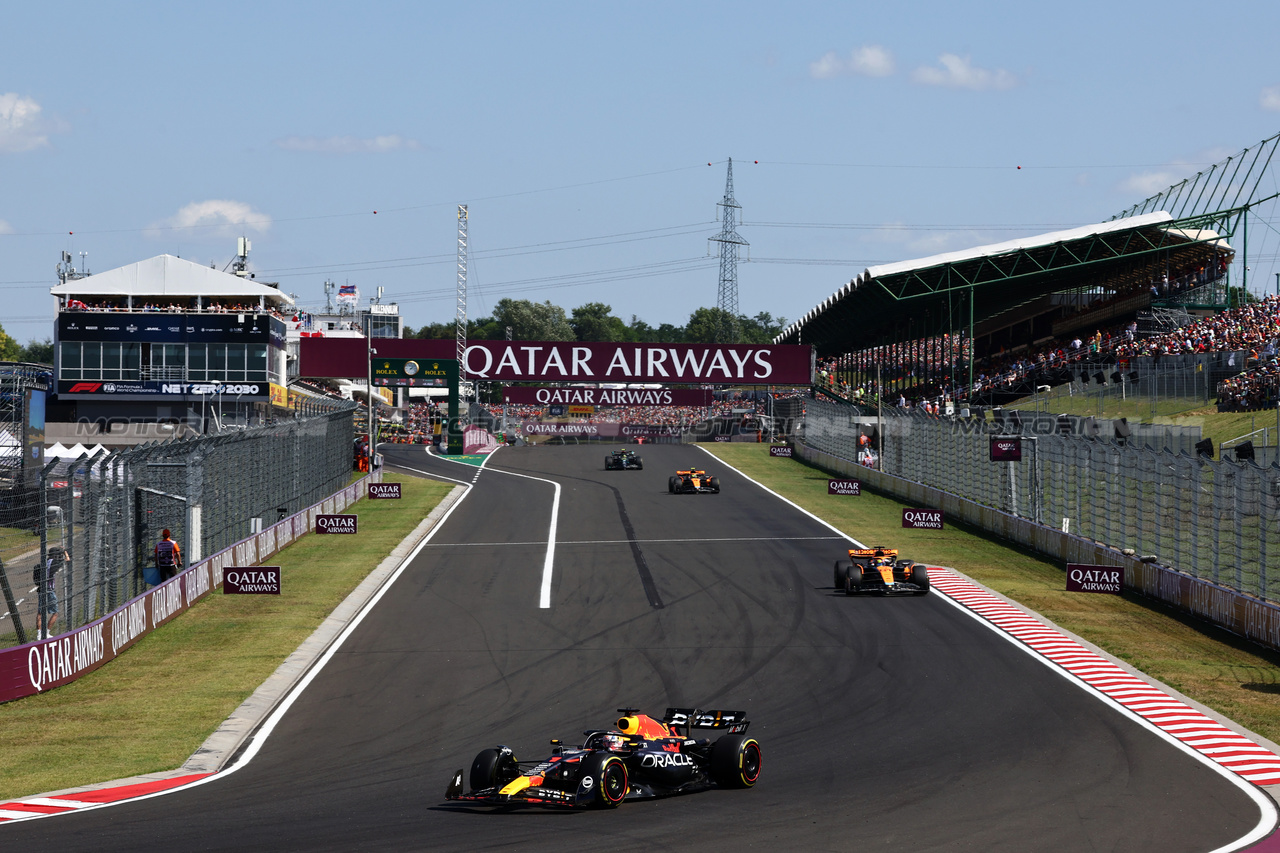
155 529 182 581
37 546 68 640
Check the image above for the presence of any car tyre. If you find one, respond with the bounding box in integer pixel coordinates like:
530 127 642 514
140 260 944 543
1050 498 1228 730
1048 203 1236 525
909 563 930 595
581 753 629 808
669 476 679 494
844 563 863 595
470 747 519 791
833 559 851 591
709 733 762 789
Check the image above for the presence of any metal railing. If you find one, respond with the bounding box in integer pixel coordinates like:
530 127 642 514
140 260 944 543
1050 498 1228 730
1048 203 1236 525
803 397 1279 604
0 399 357 648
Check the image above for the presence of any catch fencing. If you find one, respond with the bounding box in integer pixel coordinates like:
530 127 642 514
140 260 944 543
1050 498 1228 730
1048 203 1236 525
803 396 1280 605
0 399 357 649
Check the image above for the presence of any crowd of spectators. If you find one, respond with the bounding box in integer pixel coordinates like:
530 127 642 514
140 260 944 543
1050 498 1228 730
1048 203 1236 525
62 297 292 322
815 292 1280 414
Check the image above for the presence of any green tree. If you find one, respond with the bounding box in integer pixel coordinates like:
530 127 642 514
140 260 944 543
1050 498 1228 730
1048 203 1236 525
492 299 574 341
19 338 54 365
0 324 21 361
570 302 627 342
684 307 737 343
737 312 788 345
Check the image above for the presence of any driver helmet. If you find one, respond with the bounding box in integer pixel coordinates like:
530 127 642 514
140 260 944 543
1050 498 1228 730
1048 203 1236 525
601 733 625 751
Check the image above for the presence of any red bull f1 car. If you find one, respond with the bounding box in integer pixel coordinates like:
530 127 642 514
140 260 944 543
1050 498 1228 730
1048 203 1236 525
834 547 929 595
605 449 644 470
669 469 720 494
444 708 761 809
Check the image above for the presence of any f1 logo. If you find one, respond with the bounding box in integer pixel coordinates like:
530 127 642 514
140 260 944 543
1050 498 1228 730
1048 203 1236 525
68 382 103 393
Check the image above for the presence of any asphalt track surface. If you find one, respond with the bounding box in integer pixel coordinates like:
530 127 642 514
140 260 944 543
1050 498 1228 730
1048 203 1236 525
4 443 1271 851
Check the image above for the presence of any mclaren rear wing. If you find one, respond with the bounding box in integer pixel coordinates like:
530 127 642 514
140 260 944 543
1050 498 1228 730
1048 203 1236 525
662 708 750 736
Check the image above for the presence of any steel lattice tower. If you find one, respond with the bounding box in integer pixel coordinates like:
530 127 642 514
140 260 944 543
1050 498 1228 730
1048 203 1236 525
455 204 468 377
708 158 748 343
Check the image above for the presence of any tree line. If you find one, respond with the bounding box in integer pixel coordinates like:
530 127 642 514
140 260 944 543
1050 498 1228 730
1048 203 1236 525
0 326 53 364
404 299 787 345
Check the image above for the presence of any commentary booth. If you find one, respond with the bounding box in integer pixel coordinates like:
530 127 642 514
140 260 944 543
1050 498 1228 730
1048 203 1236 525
298 338 814 449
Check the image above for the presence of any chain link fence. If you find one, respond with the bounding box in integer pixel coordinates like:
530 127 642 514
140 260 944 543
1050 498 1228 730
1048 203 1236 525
0 399 357 648
803 396 1279 604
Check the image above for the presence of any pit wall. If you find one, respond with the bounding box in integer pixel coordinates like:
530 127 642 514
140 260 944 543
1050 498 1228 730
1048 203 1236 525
799 443 1280 653
0 470 383 703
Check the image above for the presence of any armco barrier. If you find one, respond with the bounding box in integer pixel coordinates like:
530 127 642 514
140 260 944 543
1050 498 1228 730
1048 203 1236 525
0 470 382 703
799 443 1280 653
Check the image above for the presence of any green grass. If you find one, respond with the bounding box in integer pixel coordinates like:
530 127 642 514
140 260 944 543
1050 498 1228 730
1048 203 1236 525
702 443 1280 744
0 475 453 799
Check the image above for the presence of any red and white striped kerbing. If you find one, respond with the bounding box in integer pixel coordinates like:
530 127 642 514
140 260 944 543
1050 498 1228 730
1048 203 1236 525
0 773 210 823
929 567 1280 786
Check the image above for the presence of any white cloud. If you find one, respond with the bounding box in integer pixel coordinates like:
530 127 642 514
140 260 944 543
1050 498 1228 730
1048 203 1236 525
1261 86 1280 112
911 54 1017 91
273 134 421 154
1120 171 1181 195
0 219 13 234
147 200 272 239
0 93 51 153
810 45 895 79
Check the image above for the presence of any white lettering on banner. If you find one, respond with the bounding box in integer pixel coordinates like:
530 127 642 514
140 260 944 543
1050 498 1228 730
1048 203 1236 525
465 343 781 380
647 348 669 377
26 624 106 692
604 349 630 377
109 599 148 656
543 347 567 376
670 349 709 376
151 581 185 625
186 565 211 601
754 350 774 378
465 346 494 377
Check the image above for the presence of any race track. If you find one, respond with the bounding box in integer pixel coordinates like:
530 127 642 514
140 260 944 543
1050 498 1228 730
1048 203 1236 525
2 444 1268 851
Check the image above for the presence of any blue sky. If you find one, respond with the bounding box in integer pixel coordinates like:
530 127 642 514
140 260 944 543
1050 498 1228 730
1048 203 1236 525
3 1 1280 345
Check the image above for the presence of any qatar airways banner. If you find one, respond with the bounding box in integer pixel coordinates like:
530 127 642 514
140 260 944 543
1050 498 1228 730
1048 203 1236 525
467 342 810 384
520 422 683 438
504 386 713 407
298 338 813 384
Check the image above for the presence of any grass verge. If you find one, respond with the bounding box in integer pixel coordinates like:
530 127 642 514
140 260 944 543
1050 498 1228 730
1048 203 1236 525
702 443 1280 743
0 474 452 800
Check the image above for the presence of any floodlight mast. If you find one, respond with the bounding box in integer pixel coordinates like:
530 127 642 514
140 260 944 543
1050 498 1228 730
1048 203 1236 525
456 204 468 383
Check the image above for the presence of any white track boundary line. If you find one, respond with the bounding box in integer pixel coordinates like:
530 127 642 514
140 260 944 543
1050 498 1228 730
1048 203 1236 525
0 454 484 823
701 445 1278 852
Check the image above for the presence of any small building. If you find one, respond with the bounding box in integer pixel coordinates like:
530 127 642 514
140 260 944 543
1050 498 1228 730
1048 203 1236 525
49 254 293 437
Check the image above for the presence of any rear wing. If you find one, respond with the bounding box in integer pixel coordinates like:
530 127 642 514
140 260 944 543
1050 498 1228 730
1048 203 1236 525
663 708 750 735
849 547 897 559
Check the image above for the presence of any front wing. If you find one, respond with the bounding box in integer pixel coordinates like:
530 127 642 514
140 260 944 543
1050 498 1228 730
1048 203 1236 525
445 769 595 809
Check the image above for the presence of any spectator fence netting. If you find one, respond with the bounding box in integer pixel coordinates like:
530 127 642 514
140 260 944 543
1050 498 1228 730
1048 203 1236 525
0 400 356 648
803 396 1278 604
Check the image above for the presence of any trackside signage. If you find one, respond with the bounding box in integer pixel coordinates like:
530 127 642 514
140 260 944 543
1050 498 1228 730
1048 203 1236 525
0 473 381 703
368 483 402 499
224 567 281 595
902 509 944 529
462 342 813 384
503 386 714 407
828 479 861 495
316 514 357 534
990 437 1023 462
1066 564 1122 594
769 446 793 457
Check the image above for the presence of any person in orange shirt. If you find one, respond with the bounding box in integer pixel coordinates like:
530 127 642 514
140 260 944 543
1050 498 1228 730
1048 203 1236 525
154 529 182 581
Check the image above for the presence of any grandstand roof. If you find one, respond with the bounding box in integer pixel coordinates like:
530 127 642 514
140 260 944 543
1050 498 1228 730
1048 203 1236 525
774 210 1235 356
50 254 293 307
